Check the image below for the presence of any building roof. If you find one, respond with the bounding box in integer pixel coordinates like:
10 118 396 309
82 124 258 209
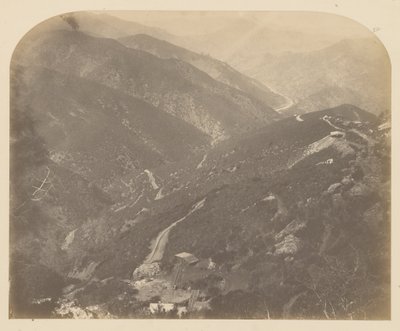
175 252 199 264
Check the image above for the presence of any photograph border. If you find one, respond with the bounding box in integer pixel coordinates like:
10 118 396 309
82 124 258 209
1 0 399 330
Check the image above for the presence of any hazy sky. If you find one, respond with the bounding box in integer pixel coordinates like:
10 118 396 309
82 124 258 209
108 11 374 39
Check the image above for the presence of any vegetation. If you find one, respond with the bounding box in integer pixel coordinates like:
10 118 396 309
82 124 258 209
9 14 390 319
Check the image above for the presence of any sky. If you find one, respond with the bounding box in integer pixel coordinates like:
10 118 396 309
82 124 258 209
108 11 374 39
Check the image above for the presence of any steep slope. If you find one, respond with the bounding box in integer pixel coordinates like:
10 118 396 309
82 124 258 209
9 14 389 320
9 98 116 317
152 107 389 319
13 29 281 143
118 34 285 109
11 64 209 188
234 38 390 116
9 25 279 318
15 104 388 319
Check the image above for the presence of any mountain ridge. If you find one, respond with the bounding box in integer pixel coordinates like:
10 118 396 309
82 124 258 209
9 13 390 320
13 29 281 143
231 37 390 116
118 33 286 109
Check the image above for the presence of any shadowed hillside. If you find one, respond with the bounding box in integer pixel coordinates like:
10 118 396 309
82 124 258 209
9 12 391 320
13 29 281 143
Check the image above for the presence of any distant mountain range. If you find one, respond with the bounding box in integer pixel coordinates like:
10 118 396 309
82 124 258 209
30 12 390 116
9 12 390 319
229 38 390 116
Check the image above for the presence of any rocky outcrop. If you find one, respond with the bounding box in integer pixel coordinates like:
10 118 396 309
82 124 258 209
275 219 307 241
327 183 342 194
132 262 161 279
274 235 302 256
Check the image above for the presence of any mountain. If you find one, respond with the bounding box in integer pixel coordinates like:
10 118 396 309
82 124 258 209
118 34 286 109
9 25 280 317
11 64 210 187
160 16 340 61
29 12 177 41
37 12 388 117
13 29 281 143
10 92 390 319
231 38 390 116
9 14 390 320
104 12 374 60
191 25 334 61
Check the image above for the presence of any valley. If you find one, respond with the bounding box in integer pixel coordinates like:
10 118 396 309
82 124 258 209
9 12 391 320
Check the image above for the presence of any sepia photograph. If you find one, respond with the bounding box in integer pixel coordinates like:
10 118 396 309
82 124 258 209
8 7 393 321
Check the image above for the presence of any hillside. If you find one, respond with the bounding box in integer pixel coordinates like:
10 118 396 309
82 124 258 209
11 64 210 186
232 38 390 116
9 12 390 320
13 29 281 143
28 12 388 118
118 34 286 109
10 100 390 318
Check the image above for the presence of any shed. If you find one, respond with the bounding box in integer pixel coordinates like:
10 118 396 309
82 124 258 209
175 252 199 265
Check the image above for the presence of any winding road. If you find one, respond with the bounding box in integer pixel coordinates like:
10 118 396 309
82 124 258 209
322 115 342 131
144 198 206 264
274 94 295 113
267 86 295 113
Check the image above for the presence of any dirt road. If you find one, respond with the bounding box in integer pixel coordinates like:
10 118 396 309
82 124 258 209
145 198 206 263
